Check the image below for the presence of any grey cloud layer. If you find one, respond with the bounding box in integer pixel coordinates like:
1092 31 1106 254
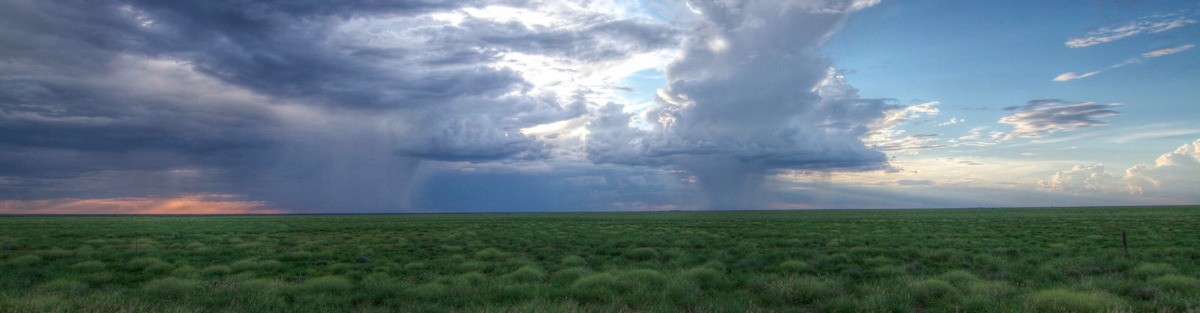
0 0 680 211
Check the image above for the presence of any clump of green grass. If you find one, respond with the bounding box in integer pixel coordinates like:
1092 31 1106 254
406 283 449 300
475 248 508 261
361 272 404 296
1131 263 1177 277
231 259 257 272
493 284 536 303
617 269 667 287
561 255 586 267
402 261 427 271
300 275 354 293
125 257 167 271
82 272 115 285
71 260 106 273
778 260 813 273
571 273 627 301
144 262 174 274
143 277 204 299
1150 274 1200 291
328 262 355 273
35 279 89 295
2 295 68 312
911 279 960 304
504 265 547 282
966 280 1014 298
450 272 487 288
7 254 42 266
257 260 284 272
171 265 198 278
280 251 313 260
41 247 74 258
684 267 720 288
863 256 894 266
458 260 488 272
1028 289 1123 313
552 267 591 284
625 247 659 261
871 265 905 277
769 276 838 304
201 265 232 276
234 242 262 250
939 270 980 287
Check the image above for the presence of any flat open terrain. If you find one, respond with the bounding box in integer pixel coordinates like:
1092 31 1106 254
2 207 1199 312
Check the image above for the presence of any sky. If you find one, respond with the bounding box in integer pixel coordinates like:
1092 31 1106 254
1 0 1198 214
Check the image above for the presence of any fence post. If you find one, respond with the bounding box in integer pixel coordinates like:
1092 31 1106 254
1122 230 1129 257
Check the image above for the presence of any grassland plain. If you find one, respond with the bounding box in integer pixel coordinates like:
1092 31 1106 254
1 207 1199 312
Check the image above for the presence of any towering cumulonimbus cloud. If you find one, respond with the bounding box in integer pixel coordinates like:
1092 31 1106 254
586 0 896 209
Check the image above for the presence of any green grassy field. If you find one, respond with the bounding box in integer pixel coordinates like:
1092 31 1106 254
2 207 1199 312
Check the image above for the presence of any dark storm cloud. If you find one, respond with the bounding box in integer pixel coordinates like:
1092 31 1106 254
119 0 524 110
0 0 680 212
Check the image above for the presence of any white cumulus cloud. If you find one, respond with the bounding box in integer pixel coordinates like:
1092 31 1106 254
1042 139 1200 202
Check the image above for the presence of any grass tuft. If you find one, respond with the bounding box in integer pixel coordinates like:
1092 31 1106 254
939 270 980 287
625 247 659 261
300 275 354 293
1131 263 1177 277
8 254 43 266
475 248 508 261
1028 289 1122 313
778 260 813 273
552 267 591 284
504 265 547 282
911 278 960 304
571 273 626 301
201 265 232 276
281 251 313 260
35 279 89 295
769 276 838 305
125 257 167 271
561 255 586 267
143 277 204 299
684 267 719 288
1150 274 1200 291
71 260 106 273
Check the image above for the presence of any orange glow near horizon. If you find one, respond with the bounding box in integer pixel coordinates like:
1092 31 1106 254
0 194 282 215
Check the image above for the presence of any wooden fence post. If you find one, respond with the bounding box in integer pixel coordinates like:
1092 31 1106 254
1122 230 1129 257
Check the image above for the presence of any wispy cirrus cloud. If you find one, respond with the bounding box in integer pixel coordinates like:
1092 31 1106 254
1142 44 1195 57
1065 13 1196 48
1052 71 1102 82
1054 44 1194 82
998 100 1119 140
